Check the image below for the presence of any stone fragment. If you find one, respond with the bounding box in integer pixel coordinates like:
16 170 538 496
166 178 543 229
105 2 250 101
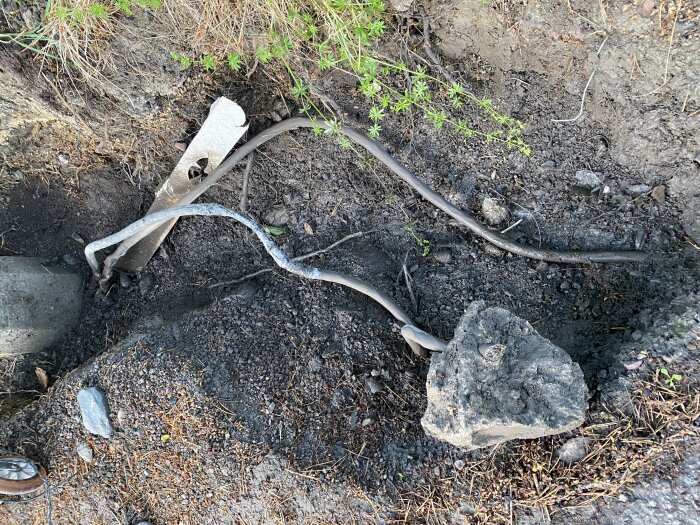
422 301 589 450
573 170 602 190
77 387 114 439
555 436 591 464
481 197 508 225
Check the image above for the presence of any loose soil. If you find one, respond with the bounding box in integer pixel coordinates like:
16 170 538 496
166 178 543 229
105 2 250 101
1 1 699 523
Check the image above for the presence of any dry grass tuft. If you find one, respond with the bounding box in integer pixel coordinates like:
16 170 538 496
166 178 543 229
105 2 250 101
31 0 382 89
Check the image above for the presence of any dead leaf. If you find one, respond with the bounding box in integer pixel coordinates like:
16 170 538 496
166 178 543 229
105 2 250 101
35 367 48 390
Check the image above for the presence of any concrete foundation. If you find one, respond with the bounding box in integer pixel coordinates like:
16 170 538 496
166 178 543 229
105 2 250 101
0 257 82 356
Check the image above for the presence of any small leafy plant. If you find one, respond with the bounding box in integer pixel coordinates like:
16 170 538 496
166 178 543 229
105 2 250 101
404 220 430 256
659 368 682 389
263 225 287 236
163 0 530 156
8 0 530 156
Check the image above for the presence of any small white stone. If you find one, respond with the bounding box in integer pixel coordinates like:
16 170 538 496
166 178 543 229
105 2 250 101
77 442 93 463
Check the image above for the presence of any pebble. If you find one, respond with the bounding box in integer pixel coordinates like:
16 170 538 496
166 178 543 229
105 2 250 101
481 197 508 225
119 272 131 289
431 250 452 264
139 273 155 295
264 207 289 226
483 244 504 257
218 235 234 248
76 442 93 463
540 160 556 169
365 378 383 394
77 387 114 439
650 185 666 203
627 184 651 195
362 417 374 427
308 357 322 373
622 360 643 371
640 0 655 16
62 254 79 266
453 459 465 471
574 170 602 190
555 437 590 464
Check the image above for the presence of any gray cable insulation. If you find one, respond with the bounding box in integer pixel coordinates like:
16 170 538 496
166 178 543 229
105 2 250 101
85 203 444 356
110 117 646 271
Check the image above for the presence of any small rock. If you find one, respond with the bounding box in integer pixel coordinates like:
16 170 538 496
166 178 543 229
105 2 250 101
573 170 602 190
362 417 375 427
264 206 289 226
540 160 556 169
76 442 93 463
432 250 452 264
483 243 504 257
481 197 508 225
635 230 647 250
627 184 652 195
386 0 412 12
77 387 114 439
365 378 383 394
622 360 643 371
640 0 655 16
10 170 23 182
223 282 259 302
453 459 465 471
650 185 666 203
308 357 322 373
139 273 155 295
272 99 289 118
119 272 131 289
555 437 591 464
218 235 234 248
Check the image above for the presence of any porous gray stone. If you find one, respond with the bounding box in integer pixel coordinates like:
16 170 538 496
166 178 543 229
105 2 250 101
556 436 591 464
77 387 114 439
574 170 603 189
481 197 508 225
386 0 413 12
422 301 589 450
